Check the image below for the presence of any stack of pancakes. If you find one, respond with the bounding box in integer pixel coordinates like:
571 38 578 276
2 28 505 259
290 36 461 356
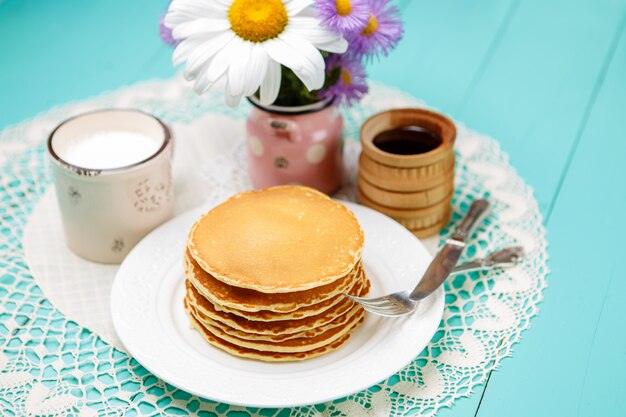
183 186 370 362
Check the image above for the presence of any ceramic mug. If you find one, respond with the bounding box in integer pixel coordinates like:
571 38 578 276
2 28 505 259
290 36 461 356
47 109 174 263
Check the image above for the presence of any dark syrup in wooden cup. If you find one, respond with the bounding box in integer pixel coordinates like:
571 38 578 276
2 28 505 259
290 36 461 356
372 126 442 155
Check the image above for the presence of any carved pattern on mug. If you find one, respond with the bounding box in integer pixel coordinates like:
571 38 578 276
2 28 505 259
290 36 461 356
132 174 172 213
67 186 81 206
111 239 125 253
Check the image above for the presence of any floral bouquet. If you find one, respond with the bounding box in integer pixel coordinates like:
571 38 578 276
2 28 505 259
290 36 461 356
161 0 403 108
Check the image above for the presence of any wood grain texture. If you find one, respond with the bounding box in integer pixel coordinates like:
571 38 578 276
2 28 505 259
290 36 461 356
476 10 626 417
455 0 626 215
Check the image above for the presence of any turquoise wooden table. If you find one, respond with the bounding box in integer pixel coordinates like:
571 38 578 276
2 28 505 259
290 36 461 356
1 0 625 415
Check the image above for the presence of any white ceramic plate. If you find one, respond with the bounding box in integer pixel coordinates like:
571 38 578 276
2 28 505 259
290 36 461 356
111 201 444 408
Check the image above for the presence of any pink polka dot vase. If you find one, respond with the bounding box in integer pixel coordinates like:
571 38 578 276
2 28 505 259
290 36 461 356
246 96 344 195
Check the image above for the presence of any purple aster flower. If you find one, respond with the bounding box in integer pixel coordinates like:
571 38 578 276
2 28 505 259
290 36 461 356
320 54 369 106
315 0 371 36
159 13 178 46
348 0 403 60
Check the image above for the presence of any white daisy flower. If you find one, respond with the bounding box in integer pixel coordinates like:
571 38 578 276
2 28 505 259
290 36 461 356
165 0 348 107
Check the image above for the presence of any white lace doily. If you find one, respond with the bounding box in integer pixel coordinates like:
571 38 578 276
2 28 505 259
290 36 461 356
0 75 548 417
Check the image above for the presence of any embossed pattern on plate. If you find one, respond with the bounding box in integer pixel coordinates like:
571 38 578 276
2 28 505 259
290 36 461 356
111 201 444 408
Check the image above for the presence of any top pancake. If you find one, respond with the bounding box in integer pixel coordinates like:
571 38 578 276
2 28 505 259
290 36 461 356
188 186 364 293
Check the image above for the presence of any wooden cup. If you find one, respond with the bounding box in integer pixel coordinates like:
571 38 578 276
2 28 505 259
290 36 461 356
358 108 456 237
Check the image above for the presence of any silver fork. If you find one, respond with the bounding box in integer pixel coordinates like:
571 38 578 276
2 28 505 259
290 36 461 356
346 246 524 316
345 199 493 317
448 246 524 275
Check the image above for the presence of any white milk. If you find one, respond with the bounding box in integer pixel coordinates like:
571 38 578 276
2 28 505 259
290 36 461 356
59 131 162 169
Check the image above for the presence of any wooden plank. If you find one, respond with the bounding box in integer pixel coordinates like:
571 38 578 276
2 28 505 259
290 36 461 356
367 0 517 113
476 6 626 417
452 0 626 215
0 0 173 128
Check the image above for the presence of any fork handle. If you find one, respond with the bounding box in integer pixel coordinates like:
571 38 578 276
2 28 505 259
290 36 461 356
450 260 492 274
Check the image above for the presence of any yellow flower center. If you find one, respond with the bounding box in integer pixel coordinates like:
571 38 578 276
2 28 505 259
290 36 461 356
336 0 352 16
361 13 379 36
341 68 352 85
228 0 288 43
